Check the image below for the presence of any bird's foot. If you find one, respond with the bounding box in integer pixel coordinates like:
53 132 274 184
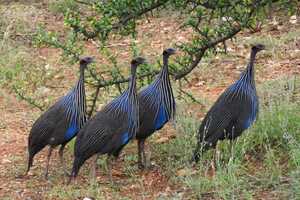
210 160 216 177
144 163 156 170
138 163 145 170
139 161 156 171
44 173 49 180
64 172 71 178
66 175 75 185
16 172 30 179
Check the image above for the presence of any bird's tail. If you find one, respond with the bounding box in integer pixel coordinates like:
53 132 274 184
191 139 216 163
191 141 210 163
191 144 201 163
26 141 47 175
68 156 85 184
25 151 34 175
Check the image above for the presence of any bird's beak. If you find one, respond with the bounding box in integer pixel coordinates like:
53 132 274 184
170 48 177 55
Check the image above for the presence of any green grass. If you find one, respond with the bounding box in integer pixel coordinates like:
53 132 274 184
48 0 79 14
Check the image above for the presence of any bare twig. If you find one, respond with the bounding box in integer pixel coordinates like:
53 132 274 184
74 0 94 6
174 26 242 80
87 70 160 88
178 88 204 105
12 86 45 111
88 85 101 118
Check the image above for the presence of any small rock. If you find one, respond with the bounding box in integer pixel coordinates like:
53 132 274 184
83 197 94 200
289 15 297 24
1 158 11 164
37 86 50 96
44 64 50 70
176 168 189 177
156 136 171 144
195 81 205 87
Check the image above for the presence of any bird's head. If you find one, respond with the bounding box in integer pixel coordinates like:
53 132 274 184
163 48 177 56
252 44 265 53
79 56 94 67
131 56 146 67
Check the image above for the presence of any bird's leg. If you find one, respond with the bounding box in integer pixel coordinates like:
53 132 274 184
143 143 149 169
211 142 219 175
44 146 53 179
230 126 236 160
25 153 33 176
106 156 113 184
138 139 145 169
223 41 227 54
210 151 216 177
58 144 69 177
91 154 100 181
229 139 237 162
229 140 233 159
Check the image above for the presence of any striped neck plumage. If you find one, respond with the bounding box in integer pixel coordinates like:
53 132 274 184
76 63 86 111
243 48 258 86
128 64 137 95
61 62 87 131
156 54 170 80
160 53 176 120
162 54 170 74
127 62 139 138
79 64 86 83
73 64 86 95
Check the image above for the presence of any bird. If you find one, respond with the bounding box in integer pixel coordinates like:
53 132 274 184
192 44 265 163
26 56 93 178
86 49 176 171
69 57 145 182
136 48 176 169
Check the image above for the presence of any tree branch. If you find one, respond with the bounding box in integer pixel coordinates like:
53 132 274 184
85 69 160 117
71 0 170 39
114 0 169 29
174 26 242 80
87 70 160 88
74 0 94 6
12 86 45 111
87 85 101 118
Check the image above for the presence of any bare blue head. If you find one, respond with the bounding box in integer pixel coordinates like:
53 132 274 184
251 44 265 55
163 48 177 57
131 56 146 66
131 56 146 72
249 44 265 65
79 56 94 68
163 48 176 66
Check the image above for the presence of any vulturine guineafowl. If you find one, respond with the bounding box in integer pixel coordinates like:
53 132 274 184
26 56 93 178
192 44 265 163
136 48 176 169
69 57 145 182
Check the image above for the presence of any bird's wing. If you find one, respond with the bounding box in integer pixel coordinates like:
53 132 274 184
198 92 235 145
104 90 138 137
29 104 66 146
75 121 109 156
138 83 163 129
74 110 127 157
57 88 87 129
75 89 137 157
